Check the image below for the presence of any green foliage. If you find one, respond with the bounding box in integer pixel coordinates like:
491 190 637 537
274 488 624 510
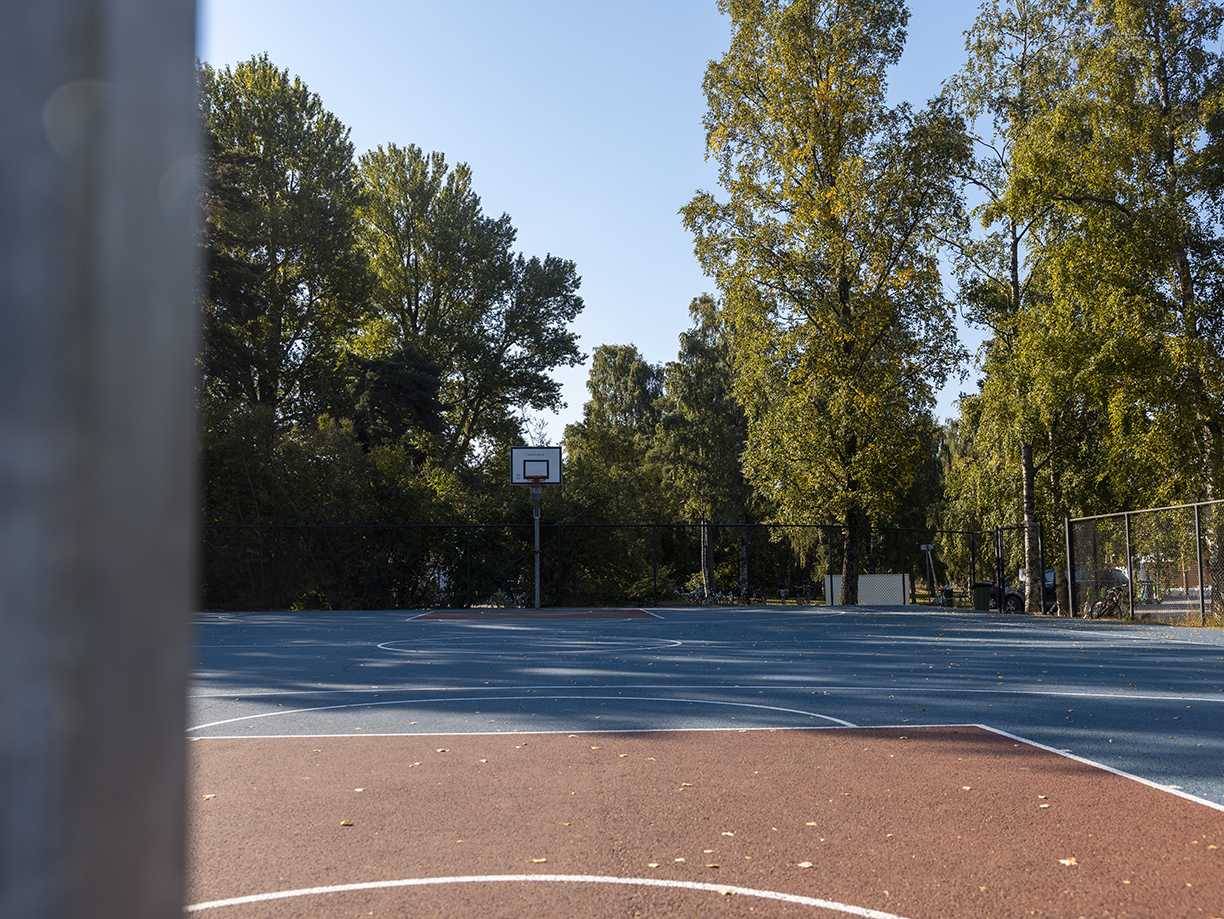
656 296 749 523
654 295 754 593
683 0 968 600
199 55 371 427
562 344 670 524
356 143 585 466
347 347 445 453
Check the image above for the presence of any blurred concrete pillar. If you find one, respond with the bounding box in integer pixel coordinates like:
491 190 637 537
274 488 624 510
0 1 199 917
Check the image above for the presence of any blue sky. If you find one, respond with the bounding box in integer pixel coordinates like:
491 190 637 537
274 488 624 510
198 0 987 439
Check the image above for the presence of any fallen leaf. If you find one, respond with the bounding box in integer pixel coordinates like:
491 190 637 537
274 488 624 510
704 849 714 853
1038 795 1047 800
681 783 693 788
354 788 364 792
722 832 735 837
675 858 686 863
806 821 818 826
797 861 813 868
962 786 972 791
647 862 660 868
202 795 216 801
591 746 602 750
720 889 734 895
529 858 547 864
436 748 449 753
1059 857 1077 866
1039 804 1050 809
340 819 353 827
706 863 720 868
619 754 629 758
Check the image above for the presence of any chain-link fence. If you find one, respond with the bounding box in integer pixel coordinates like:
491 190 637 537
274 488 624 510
201 522 993 611
1067 500 1221 623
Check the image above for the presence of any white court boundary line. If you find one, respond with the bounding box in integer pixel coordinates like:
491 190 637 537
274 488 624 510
184 873 911 918
404 608 665 621
188 682 1224 704
376 637 684 655
186 694 857 732
969 723 1224 814
187 721 1224 814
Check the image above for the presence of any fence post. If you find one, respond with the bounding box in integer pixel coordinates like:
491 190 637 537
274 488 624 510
366 524 374 608
1065 517 1076 618
465 525 472 609
1195 504 1206 627
1036 521 1046 613
653 523 658 607
1123 512 1134 620
994 526 1004 599
269 525 277 611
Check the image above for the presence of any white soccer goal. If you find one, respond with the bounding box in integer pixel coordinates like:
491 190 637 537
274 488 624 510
824 574 911 606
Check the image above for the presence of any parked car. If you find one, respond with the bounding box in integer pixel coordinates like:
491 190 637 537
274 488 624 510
991 569 1058 613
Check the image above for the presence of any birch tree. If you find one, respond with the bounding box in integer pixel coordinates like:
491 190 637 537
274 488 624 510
682 0 967 602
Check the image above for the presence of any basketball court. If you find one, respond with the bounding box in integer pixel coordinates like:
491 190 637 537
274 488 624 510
188 605 1224 917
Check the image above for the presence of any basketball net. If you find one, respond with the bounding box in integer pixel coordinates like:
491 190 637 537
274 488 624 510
527 475 545 518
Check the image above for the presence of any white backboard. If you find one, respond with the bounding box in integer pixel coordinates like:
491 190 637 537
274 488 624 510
510 445 562 485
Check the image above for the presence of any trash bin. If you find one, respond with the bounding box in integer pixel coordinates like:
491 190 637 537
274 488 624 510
971 583 992 611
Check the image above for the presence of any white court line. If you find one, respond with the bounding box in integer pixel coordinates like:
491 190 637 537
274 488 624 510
187 721 1224 813
376 638 684 655
404 608 665 620
186 694 856 732
184 873 911 918
188 682 1224 704
968 723 1224 814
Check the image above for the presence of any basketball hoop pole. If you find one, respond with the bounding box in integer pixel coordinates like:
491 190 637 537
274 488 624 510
528 477 543 609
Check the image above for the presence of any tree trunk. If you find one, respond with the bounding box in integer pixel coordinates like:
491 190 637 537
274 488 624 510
1021 441 1042 614
840 505 860 605
700 514 716 597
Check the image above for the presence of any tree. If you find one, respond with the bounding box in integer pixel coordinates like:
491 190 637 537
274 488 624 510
347 346 445 453
199 55 370 429
942 0 1224 614
943 0 1092 612
356 143 585 465
563 344 668 523
1042 0 1224 506
656 295 751 597
561 345 672 604
682 0 968 603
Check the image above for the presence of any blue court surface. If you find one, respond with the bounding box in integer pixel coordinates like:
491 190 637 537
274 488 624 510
190 606 1224 807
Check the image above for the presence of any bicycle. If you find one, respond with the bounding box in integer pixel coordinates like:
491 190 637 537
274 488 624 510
1086 585 1126 620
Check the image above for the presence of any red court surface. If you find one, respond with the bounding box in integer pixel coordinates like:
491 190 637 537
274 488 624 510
187 726 1224 918
411 607 662 620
